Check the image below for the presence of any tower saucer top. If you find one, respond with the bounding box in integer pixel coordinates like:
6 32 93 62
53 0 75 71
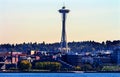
59 6 70 13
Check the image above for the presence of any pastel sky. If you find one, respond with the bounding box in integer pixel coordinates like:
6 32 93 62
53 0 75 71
0 0 120 44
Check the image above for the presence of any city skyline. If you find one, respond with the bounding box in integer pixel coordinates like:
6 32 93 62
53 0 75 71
0 0 120 44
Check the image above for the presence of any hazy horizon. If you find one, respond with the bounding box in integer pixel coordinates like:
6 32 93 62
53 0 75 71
0 0 120 44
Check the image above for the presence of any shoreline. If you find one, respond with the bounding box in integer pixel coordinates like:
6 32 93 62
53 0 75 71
1 71 120 73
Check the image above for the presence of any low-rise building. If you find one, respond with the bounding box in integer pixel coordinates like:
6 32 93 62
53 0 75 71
112 48 120 64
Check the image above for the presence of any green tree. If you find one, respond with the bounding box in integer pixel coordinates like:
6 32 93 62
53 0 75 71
102 66 120 71
35 62 61 71
81 64 93 71
74 66 81 71
18 60 32 71
50 62 61 71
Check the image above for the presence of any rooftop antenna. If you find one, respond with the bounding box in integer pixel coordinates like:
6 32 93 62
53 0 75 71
62 2 66 9
63 2 65 7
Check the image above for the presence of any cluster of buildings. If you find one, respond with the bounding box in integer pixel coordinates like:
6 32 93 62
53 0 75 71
0 50 59 70
0 48 120 70
62 49 120 66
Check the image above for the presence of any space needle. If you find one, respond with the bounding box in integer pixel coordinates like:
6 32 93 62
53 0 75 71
58 6 70 54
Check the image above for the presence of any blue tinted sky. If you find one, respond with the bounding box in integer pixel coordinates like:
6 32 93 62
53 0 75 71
0 0 120 44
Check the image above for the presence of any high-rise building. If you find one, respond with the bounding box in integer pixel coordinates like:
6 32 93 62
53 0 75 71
58 6 70 54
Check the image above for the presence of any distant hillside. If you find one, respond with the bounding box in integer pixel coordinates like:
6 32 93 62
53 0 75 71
0 40 120 53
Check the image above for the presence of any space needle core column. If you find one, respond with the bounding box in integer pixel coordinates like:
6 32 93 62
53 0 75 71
59 6 70 54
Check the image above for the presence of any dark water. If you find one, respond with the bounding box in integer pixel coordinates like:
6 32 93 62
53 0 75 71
0 73 120 77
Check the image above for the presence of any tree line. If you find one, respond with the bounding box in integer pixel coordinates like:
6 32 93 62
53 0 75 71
0 40 119 53
18 60 61 71
17 60 120 72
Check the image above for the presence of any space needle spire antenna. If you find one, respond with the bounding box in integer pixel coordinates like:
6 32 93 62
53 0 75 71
58 5 70 54
63 2 65 7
